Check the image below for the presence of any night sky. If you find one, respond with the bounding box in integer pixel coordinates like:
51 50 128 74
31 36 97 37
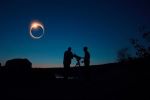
0 0 150 68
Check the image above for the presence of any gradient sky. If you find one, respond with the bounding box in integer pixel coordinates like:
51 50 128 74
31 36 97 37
0 0 150 68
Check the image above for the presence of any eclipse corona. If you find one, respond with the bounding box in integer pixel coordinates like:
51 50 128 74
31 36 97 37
29 21 45 39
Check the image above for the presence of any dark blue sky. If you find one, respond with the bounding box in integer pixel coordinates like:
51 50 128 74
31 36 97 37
0 0 150 67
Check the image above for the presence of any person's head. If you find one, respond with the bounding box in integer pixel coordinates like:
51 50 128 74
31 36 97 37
84 46 88 52
68 47 72 52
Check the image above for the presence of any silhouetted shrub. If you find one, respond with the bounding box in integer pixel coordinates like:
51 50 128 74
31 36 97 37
117 48 132 62
130 38 150 58
143 32 150 43
117 25 150 62
5 58 32 72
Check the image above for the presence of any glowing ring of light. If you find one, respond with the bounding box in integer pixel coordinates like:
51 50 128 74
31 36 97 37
29 21 45 39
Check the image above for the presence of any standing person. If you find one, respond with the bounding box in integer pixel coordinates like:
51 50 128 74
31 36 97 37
83 46 91 80
63 47 73 79
83 47 90 67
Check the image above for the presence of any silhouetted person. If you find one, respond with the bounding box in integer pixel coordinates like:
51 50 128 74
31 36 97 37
83 47 90 67
83 47 91 80
63 47 73 79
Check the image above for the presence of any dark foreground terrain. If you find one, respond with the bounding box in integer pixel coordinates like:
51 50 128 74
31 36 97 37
0 59 149 100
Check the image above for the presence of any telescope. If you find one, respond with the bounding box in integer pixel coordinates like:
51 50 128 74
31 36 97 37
73 54 83 67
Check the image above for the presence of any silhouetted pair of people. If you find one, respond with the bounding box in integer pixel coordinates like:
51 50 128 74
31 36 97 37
63 47 90 79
